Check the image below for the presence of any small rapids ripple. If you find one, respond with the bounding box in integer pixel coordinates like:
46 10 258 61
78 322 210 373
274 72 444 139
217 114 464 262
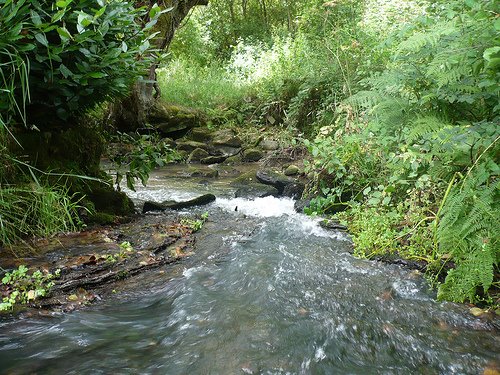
0 175 498 374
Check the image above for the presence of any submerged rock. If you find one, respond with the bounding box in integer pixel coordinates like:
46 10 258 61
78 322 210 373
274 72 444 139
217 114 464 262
143 194 216 213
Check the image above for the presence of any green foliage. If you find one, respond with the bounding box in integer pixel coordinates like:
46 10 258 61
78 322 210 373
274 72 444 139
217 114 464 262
303 0 499 304
0 0 159 128
0 265 60 311
0 183 84 250
436 166 499 303
108 132 182 191
181 212 208 232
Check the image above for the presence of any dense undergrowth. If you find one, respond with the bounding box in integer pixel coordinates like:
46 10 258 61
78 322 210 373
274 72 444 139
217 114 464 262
159 0 499 306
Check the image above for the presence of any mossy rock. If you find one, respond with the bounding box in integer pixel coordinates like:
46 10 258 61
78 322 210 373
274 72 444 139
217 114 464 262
187 167 219 178
242 148 264 162
187 148 210 163
189 127 213 142
148 102 205 138
86 186 135 216
87 212 116 225
284 165 300 176
229 171 257 187
176 141 209 153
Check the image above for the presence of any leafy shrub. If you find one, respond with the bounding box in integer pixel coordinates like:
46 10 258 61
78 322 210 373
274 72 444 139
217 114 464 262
0 0 160 128
108 132 182 191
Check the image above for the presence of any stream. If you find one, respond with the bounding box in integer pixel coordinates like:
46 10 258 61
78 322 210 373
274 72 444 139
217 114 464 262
0 166 498 374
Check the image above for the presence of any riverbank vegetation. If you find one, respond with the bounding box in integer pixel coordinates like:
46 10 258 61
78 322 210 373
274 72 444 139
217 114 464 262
159 0 499 305
0 0 498 307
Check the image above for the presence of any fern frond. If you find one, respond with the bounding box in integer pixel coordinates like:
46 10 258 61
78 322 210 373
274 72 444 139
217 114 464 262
407 115 451 143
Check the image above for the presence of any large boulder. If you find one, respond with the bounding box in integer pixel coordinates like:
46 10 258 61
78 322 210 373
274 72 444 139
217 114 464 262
148 102 203 138
188 127 213 142
234 183 279 199
212 129 242 148
255 169 294 194
143 194 216 213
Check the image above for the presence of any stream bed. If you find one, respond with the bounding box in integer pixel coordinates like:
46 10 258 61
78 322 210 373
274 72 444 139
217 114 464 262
0 166 498 374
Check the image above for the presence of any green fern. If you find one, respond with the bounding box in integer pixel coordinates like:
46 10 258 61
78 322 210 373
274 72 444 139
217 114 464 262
437 168 499 303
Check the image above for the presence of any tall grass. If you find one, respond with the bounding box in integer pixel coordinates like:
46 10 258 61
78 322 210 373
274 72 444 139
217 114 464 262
0 184 83 253
157 58 250 110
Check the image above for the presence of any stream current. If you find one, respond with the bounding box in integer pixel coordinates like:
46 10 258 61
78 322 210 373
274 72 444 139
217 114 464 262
0 167 498 374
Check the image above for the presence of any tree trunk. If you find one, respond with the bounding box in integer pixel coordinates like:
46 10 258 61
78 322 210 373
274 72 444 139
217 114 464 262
111 0 208 132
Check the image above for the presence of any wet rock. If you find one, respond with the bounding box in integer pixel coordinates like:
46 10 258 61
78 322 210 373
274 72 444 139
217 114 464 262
143 194 216 213
282 182 305 199
176 141 209 153
242 148 264 162
234 183 279 199
284 165 300 176
201 155 227 164
294 199 311 213
256 169 293 194
319 219 348 231
187 148 210 163
260 139 279 151
142 201 167 213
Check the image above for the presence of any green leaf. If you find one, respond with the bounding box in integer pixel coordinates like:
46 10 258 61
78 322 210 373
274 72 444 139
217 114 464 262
149 3 161 19
59 63 72 78
57 26 72 41
94 6 107 18
34 33 48 47
88 72 107 78
121 41 128 53
30 10 42 26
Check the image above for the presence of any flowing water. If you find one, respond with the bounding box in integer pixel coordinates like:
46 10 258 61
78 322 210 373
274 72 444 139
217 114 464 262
0 167 498 374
